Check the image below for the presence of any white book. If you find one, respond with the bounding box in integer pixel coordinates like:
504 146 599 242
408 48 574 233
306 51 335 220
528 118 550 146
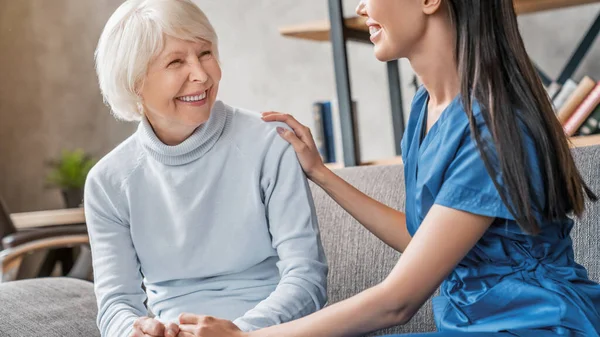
552 79 578 111
546 82 561 99
330 99 361 164
330 100 345 165
311 103 327 161
579 124 593 135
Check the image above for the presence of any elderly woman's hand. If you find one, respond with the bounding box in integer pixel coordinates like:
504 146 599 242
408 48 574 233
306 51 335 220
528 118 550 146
261 112 329 182
130 317 179 337
176 313 246 337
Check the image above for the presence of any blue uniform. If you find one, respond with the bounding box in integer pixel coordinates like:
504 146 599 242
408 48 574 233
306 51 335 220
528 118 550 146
386 87 600 336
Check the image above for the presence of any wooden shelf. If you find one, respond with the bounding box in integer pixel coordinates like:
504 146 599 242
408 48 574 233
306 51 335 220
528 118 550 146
568 133 600 148
515 0 600 14
280 0 600 42
280 16 366 42
11 208 85 230
325 135 600 169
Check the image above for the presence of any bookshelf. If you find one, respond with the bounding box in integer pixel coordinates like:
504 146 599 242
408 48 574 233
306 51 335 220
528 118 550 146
281 0 600 167
569 133 600 147
325 134 600 169
515 0 600 13
281 0 600 42
280 16 366 42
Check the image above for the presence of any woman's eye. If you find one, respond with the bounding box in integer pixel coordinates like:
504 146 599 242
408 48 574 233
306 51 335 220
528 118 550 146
168 59 182 67
199 51 212 59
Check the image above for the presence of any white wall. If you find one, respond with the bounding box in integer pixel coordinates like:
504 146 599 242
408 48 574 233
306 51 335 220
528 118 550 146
1 0 598 211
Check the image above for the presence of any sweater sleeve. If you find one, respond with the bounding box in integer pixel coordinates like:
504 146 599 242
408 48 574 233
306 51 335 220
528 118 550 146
85 168 148 337
232 136 328 331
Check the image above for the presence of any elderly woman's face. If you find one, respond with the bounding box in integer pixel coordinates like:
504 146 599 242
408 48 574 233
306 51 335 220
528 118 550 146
139 35 221 143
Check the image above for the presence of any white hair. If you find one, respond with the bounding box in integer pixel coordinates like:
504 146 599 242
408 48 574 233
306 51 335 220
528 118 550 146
95 0 219 121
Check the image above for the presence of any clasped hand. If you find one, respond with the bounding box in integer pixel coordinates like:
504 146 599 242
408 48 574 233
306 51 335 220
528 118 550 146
129 313 246 337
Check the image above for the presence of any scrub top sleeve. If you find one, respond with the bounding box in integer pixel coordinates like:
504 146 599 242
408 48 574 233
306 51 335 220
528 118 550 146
434 127 515 221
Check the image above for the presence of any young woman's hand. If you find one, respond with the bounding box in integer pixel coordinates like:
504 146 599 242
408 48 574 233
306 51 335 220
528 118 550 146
176 313 246 337
130 317 179 337
261 112 329 182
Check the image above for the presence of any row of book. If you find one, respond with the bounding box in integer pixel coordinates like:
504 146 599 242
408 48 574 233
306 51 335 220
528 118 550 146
312 100 360 164
311 76 599 166
549 76 600 136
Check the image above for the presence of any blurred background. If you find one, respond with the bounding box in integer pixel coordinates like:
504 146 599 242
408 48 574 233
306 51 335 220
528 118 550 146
1 0 599 213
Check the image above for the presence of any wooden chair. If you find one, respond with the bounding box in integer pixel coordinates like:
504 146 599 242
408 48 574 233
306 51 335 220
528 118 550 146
0 196 91 282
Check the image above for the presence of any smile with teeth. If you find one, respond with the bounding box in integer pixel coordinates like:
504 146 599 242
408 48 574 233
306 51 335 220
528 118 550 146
369 26 381 36
177 91 207 102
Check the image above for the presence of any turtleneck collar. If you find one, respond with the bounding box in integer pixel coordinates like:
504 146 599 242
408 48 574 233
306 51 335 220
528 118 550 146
137 100 230 166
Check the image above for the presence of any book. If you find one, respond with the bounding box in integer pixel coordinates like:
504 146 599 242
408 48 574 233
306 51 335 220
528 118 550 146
577 103 600 136
563 81 600 136
321 102 336 163
331 100 344 166
331 100 360 165
557 76 596 124
312 102 327 161
545 82 562 99
552 79 577 111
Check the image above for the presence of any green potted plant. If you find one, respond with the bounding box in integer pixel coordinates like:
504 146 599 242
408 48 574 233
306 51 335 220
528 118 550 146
46 149 96 208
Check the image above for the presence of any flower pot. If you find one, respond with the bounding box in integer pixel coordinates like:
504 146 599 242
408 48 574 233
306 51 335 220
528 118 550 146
61 188 83 208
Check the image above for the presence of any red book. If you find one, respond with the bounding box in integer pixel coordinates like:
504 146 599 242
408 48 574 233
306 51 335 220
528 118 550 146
564 82 600 136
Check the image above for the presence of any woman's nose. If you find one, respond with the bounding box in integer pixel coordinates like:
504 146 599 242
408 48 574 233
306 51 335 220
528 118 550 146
355 0 367 16
189 62 208 83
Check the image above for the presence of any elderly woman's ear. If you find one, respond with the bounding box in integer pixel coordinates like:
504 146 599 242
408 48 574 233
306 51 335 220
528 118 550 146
136 102 144 115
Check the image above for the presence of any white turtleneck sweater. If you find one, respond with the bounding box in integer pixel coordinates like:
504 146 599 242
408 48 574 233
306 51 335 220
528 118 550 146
84 101 328 337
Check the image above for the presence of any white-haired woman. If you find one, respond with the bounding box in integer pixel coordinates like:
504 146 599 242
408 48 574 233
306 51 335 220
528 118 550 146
86 1 328 336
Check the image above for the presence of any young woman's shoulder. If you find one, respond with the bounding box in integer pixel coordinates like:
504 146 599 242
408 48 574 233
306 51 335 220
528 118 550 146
401 86 430 158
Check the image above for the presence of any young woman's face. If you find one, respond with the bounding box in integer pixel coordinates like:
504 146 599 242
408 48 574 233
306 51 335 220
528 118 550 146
356 0 428 62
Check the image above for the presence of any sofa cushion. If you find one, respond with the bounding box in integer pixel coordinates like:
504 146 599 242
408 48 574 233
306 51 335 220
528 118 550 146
312 144 600 335
0 277 99 337
571 145 600 282
310 165 437 335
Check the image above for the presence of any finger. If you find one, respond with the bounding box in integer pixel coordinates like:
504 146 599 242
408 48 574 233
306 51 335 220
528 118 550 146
261 113 284 121
129 329 142 337
133 317 148 329
261 111 281 117
178 323 199 333
176 331 195 337
129 329 148 337
178 313 203 325
261 113 304 131
270 115 314 145
261 113 299 126
142 319 165 336
277 127 309 154
165 322 180 337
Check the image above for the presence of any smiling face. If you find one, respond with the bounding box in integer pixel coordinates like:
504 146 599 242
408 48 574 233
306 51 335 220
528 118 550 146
139 35 222 145
356 0 428 62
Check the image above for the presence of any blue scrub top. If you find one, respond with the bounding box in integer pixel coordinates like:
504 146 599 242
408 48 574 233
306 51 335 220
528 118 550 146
400 87 600 335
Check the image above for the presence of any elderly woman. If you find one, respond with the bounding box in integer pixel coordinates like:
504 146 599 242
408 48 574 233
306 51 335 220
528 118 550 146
85 0 328 336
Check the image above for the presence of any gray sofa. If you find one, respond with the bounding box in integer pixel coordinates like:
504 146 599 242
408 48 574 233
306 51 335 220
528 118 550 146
1 144 598 336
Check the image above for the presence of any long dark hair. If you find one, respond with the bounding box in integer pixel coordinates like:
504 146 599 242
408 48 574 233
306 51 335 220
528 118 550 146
446 0 597 234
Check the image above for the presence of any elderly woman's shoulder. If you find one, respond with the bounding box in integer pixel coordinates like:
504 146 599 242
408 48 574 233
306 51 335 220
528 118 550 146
227 104 290 137
86 133 142 187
